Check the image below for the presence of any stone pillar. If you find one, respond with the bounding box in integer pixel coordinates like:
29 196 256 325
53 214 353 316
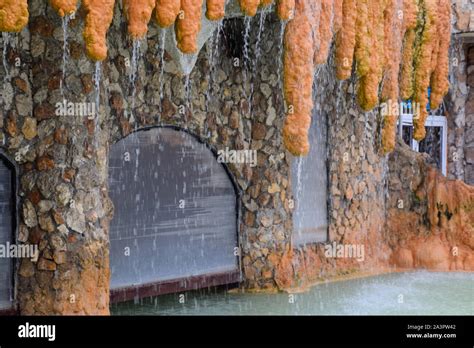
447 38 468 181
465 45 474 185
12 1 113 315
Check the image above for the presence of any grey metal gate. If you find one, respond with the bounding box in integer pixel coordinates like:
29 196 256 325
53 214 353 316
109 128 239 294
0 157 13 310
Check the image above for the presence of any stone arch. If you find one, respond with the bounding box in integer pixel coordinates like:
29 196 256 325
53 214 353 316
108 126 242 302
0 150 19 314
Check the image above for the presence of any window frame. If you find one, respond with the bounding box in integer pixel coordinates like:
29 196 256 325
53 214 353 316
398 112 448 176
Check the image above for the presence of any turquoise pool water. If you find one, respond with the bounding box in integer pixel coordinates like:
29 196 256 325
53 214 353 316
111 271 474 315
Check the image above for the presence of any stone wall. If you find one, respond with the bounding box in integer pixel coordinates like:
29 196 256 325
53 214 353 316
446 1 473 183
447 38 469 181
466 45 474 185
0 0 472 315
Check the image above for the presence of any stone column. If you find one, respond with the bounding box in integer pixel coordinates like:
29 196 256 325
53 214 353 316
465 45 474 185
13 1 113 315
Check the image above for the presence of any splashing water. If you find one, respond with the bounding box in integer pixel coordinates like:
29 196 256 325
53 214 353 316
158 30 167 115
184 71 191 112
277 21 286 101
60 14 71 96
181 52 198 114
205 21 223 112
93 61 101 140
242 16 252 116
294 156 304 241
248 10 267 117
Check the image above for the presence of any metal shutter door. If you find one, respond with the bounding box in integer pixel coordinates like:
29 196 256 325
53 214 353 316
109 128 239 290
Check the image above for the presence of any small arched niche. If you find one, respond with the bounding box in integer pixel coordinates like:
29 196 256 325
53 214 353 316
108 127 240 301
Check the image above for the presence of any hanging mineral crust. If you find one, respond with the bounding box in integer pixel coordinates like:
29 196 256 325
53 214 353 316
260 0 274 6
83 0 115 61
155 0 181 27
400 0 419 100
49 0 78 17
176 0 204 54
333 0 343 32
356 0 385 111
381 0 404 153
276 0 295 20
412 0 437 141
282 0 315 156
314 0 333 65
335 0 357 80
429 0 451 110
0 0 29 32
206 0 226 20
0 0 454 157
239 0 261 17
124 0 155 39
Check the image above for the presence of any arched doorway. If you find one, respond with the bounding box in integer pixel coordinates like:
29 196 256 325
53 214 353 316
109 127 240 301
0 154 15 312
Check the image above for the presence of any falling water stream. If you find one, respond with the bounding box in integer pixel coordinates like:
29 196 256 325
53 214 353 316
242 16 252 116
130 40 141 117
206 20 224 112
277 21 286 100
182 53 198 113
2 33 10 83
294 157 304 241
60 15 71 96
248 10 267 116
92 61 101 147
158 30 167 115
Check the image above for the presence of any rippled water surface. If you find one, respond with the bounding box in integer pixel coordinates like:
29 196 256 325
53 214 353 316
111 271 474 315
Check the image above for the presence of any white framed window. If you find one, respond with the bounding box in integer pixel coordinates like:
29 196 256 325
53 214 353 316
398 101 448 176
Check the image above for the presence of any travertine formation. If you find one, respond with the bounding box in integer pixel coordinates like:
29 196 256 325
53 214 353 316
49 0 78 17
276 0 295 20
0 0 453 156
176 0 204 53
283 0 452 155
0 0 29 32
155 0 181 27
124 0 156 39
206 0 226 20
387 141 474 271
83 0 116 61
282 1 315 155
239 0 261 16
